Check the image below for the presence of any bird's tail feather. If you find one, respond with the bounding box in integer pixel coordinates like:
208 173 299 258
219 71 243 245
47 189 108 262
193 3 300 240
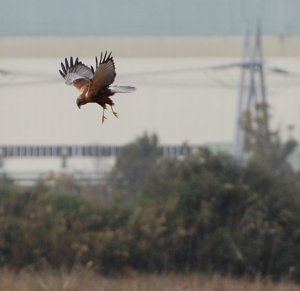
109 85 136 93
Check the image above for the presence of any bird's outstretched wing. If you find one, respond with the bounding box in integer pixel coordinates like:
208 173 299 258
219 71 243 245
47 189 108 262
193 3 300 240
89 51 116 95
59 57 94 92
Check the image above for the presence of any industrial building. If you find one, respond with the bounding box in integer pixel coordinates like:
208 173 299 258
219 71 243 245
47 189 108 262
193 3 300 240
1 0 300 182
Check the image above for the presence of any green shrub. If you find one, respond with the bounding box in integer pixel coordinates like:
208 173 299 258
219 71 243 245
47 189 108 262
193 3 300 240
0 135 299 281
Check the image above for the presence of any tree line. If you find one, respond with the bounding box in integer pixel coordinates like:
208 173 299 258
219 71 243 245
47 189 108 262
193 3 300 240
0 133 299 281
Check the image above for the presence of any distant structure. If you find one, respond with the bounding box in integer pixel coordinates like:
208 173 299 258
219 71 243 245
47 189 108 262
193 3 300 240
233 23 269 162
1 0 300 57
231 22 294 163
0 144 194 184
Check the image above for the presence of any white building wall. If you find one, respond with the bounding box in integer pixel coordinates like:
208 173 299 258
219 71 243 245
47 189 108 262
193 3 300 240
1 36 300 58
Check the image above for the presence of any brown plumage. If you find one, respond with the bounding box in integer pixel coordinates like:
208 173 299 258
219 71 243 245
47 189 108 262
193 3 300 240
59 51 136 123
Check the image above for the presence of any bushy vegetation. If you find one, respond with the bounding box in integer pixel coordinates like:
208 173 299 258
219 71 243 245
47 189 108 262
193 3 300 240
0 134 300 281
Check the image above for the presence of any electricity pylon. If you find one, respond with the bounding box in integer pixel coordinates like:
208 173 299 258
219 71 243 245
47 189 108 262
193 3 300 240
233 22 270 163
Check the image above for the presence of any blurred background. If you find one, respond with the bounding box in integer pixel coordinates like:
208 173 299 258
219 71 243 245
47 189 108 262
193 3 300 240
1 1 300 286
1 0 300 182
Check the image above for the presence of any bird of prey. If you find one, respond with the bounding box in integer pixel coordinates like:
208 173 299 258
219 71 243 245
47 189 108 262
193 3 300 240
59 51 136 123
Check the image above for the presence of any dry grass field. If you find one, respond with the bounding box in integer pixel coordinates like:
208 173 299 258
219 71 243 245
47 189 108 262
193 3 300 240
0 270 299 291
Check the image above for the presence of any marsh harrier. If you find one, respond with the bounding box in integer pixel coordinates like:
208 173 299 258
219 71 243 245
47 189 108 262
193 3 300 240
59 51 136 123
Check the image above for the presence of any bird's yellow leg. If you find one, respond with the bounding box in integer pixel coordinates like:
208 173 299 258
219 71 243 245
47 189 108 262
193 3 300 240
101 108 107 123
110 106 118 118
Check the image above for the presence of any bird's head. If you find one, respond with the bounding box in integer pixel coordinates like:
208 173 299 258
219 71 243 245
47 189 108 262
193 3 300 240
76 98 85 109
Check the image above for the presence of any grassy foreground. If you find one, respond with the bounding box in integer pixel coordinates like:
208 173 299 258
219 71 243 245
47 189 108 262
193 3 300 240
0 270 299 291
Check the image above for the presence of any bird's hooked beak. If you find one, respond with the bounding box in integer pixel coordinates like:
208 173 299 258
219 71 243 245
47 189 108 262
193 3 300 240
77 104 81 109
